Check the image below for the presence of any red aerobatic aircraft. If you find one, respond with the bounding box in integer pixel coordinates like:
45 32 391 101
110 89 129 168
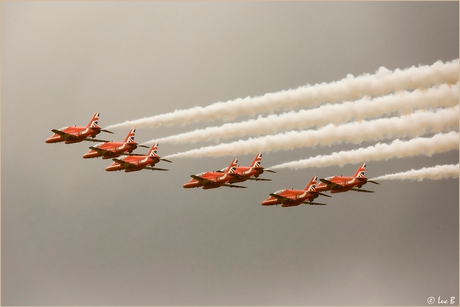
226 153 275 184
106 143 172 172
183 159 247 189
261 176 330 207
316 163 379 193
83 128 148 159
45 112 113 144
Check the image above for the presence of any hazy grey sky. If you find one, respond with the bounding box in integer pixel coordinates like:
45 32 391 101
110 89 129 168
2 1 458 306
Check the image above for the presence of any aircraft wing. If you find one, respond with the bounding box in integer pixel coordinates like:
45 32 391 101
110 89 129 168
52 129 109 143
82 138 110 143
269 193 293 203
190 175 246 188
246 177 272 181
221 183 247 188
190 175 214 185
350 188 375 193
319 178 343 189
51 129 74 137
228 173 271 182
302 201 328 205
89 146 115 155
112 158 136 168
51 129 79 140
144 166 168 171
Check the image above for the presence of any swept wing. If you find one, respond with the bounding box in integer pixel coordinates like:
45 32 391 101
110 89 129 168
349 187 375 193
89 146 115 155
319 178 343 189
229 173 271 181
144 166 169 171
190 175 246 188
52 129 109 143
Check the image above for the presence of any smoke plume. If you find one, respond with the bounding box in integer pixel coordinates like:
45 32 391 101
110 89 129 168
146 83 458 145
372 164 459 181
164 106 459 159
107 59 458 130
269 132 459 169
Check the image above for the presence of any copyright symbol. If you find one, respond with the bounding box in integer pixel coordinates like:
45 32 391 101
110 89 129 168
427 296 435 304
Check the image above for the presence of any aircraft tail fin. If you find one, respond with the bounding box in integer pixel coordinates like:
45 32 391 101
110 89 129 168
148 143 159 157
225 158 238 174
305 176 318 192
250 152 263 168
87 112 101 128
124 128 136 143
353 163 367 178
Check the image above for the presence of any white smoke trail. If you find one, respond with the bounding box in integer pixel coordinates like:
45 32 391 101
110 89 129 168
106 59 459 130
372 164 459 181
269 132 459 169
146 83 459 145
164 106 459 159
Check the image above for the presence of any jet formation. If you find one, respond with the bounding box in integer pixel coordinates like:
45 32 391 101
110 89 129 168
183 153 275 189
46 112 170 173
46 112 379 206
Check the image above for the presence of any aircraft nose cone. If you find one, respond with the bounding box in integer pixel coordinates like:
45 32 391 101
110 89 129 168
83 151 97 159
261 198 275 206
45 134 59 143
105 163 119 171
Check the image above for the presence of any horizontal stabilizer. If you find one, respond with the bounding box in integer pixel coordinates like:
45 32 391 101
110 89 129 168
160 158 173 163
101 129 114 134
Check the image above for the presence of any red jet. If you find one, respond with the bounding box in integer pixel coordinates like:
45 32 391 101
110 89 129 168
45 112 113 144
106 143 172 172
83 128 148 159
183 159 246 189
316 163 379 193
261 176 330 207
227 153 275 184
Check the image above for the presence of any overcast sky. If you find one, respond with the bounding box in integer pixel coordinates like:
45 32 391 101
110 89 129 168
1 1 459 306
